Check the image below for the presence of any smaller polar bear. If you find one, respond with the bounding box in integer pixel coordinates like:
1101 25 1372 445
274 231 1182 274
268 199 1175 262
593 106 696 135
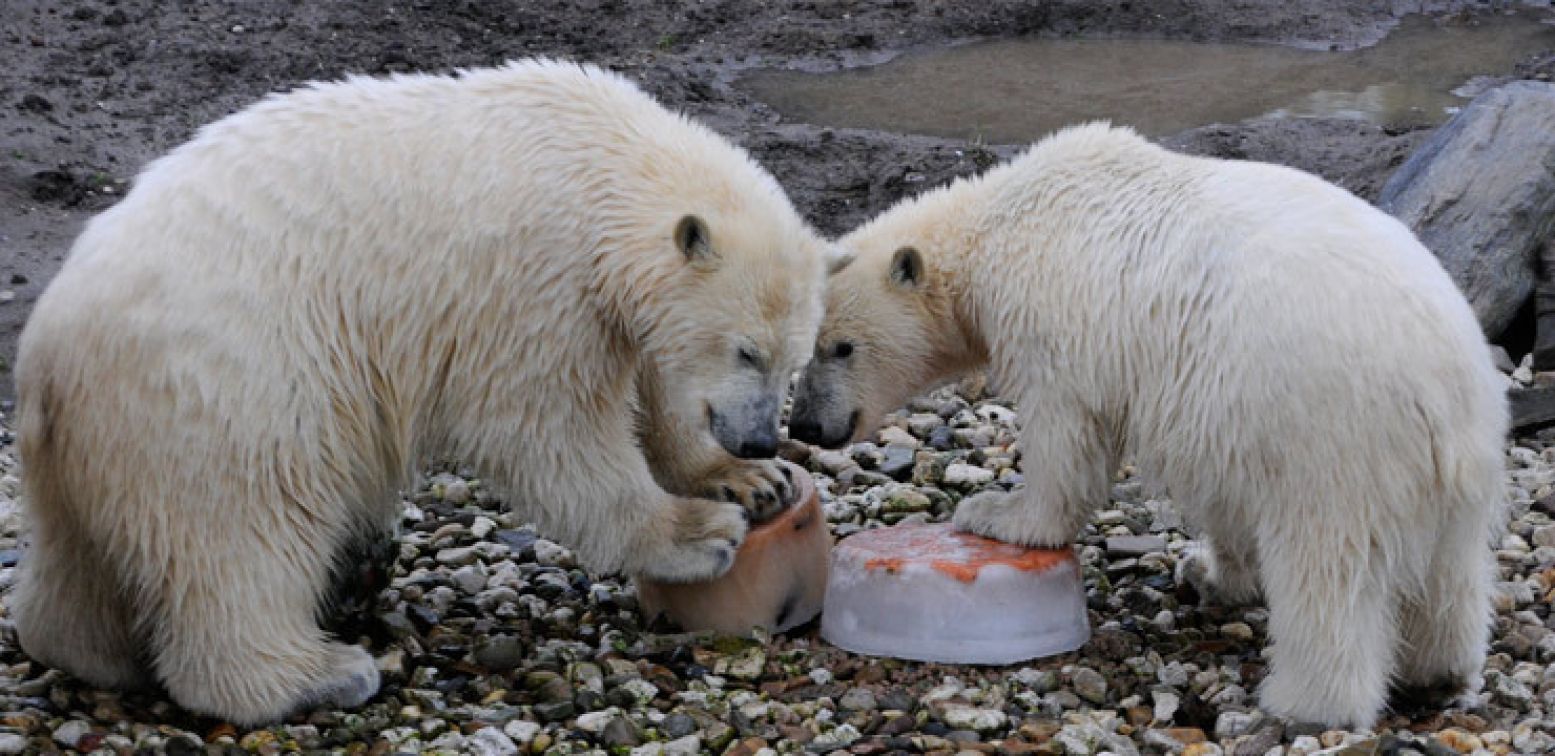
790 123 1507 728
13 60 834 725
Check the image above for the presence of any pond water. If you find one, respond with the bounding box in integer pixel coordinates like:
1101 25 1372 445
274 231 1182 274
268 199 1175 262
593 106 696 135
739 11 1555 142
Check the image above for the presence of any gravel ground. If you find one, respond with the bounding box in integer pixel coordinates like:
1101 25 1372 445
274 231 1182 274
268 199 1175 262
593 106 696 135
0 359 1551 755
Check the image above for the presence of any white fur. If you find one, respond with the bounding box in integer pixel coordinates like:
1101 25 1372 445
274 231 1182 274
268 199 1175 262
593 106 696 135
817 123 1507 728
10 59 828 725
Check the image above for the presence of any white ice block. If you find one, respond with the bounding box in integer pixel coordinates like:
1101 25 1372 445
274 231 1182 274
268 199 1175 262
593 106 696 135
821 522 1089 664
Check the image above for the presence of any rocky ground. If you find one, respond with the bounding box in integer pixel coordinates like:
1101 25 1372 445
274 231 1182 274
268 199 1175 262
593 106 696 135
0 354 1553 755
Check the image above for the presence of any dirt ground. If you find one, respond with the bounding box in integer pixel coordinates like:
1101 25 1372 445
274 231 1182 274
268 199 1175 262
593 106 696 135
0 0 1538 398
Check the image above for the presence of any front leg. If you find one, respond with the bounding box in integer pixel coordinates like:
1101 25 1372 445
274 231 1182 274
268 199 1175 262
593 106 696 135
953 399 1111 547
636 363 793 521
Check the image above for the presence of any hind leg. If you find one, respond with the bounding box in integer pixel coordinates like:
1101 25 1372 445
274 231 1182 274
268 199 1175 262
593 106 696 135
1393 511 1494 701
12 519 147 689
1256 525 1396 729
143 515 379 726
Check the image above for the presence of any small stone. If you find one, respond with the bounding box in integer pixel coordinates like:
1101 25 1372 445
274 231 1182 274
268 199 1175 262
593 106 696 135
1071 666 1108 704
575 709 618 734
1214 711 1255 740
534 700 575 722
435 546 479 566
881 445 916 479
1491 673 1534 710
474 635 526 672
52 721 92 749
534 539 573 567
1434 728 1483 754
908 413 945 436
602 716 641 748
471 515 497 538
503 720 541 745
840 688 878 711
941 706 1007 733
816 451 854 476
662 713 698 740
1105 535 1167 557
715 647 767 680
469 727 519 756
662 734 703 755
452 562 488 595
0 734 25 755
944 463 994 488
812 724 862 749
442 479 472 503
1152 688 1180 723
1220 622 1254 642
883 489 931 513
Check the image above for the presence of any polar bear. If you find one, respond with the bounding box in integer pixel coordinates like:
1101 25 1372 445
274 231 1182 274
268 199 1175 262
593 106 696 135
11 59 834 725
790 123 1507 728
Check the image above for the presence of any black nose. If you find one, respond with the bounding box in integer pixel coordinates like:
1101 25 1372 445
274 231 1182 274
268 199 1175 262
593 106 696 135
737 437 778 459
789 418 822 445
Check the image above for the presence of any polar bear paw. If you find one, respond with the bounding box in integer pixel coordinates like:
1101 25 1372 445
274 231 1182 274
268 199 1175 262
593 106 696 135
636 497 749 583
700 458 794 523
952 489 1075 548
1176 540 1262 606
297 643 381 711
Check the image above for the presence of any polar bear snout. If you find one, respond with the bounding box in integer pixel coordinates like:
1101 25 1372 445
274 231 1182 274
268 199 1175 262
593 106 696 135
789 366 858 449
709 392 782 459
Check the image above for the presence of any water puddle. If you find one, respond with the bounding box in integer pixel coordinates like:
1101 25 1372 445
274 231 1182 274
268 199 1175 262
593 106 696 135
739 11 1555 143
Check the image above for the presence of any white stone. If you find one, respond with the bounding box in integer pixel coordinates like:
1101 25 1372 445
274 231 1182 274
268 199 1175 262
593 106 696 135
52 721 92 749
944 462 995 487
941 705 1008 733
468 727 519 756
502 720 542 744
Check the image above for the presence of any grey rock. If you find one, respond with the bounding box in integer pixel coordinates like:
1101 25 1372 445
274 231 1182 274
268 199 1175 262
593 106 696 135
840 687 878 711
1105 534 1168 557
662 712 698 739
881 444 916 479
0 734 25 755
469 727 519 756
1071 666 1108 704
52 721 92 749
602 716 640 747
474 634 526 672
1377 81 1555 337
534 700 576 722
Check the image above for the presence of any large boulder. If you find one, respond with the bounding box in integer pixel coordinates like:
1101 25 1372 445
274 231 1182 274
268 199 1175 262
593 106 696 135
1377 81 1555 338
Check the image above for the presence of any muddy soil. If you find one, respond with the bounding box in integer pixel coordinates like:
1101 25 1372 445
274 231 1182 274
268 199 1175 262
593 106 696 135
0 0 1541 397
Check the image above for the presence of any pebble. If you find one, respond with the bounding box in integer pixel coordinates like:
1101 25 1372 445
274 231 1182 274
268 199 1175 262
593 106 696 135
944 462 995 488
51 720 91 749
503 720 541 745
1105 535 1167 556
1072 666 1108 704
840 687 878 711
0 734 25 755
940 706 1007 733
469 727 519 756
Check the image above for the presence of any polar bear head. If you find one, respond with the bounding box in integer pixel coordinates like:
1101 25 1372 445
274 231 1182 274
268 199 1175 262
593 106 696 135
628 202 838 460
788 190 984 449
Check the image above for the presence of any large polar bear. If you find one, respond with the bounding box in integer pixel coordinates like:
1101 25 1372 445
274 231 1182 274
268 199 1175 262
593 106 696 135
790 123 1507 728
12 60 834 725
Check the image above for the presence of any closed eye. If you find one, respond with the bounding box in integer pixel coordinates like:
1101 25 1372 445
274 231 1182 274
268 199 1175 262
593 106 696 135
738 346 761 369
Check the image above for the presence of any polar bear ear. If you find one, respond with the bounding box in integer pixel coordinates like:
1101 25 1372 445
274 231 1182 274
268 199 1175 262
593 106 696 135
675 215 715 263
889 246 923 288
825 245 856 276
